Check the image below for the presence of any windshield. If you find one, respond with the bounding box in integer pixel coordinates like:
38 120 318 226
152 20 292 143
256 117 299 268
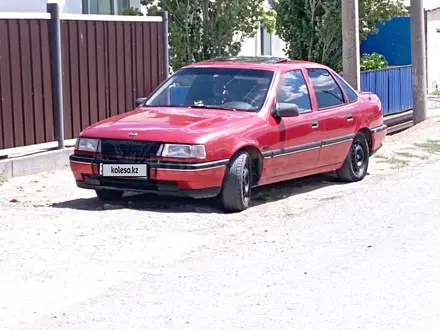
146 67 275 111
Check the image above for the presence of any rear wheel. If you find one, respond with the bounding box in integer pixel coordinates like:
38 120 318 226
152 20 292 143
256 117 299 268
220 151 252 213
337 133 369 182
95 189 124 201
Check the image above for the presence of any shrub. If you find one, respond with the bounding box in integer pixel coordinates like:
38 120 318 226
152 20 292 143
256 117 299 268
121 7 144 16
360 52 388 71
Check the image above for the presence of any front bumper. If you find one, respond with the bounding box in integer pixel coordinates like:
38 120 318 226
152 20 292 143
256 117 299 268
70 155 227 198
76 178 222 199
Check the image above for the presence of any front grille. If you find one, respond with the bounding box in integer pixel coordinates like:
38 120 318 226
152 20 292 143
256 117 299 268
99 139 161 163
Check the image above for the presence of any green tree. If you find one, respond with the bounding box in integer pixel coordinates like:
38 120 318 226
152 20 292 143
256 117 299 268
141 0 276 72
271 0 406 71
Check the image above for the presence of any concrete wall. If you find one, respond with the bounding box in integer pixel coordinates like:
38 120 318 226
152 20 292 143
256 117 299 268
427 9 440 91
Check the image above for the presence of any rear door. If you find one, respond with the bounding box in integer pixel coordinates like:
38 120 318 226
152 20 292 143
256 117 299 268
262 69 320 180
305 68 356 167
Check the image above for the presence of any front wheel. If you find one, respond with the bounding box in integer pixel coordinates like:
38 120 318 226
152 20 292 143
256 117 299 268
220 151 252 213
336 133 369 182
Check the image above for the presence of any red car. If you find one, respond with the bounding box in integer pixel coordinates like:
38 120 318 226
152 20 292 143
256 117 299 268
70 56 386 212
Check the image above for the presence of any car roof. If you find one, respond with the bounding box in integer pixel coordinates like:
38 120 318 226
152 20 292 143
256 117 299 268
185 56 330 72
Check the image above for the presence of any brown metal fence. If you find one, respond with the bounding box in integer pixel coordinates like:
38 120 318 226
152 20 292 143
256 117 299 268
0 17 54 150
0 13 165 150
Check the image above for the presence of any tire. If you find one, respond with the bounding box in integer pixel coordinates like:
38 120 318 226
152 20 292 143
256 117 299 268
336 133 370 182
95 189 124 201
220 151 252 212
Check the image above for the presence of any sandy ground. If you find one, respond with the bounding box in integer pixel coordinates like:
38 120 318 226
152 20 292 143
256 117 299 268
0 105 440 329
1 107 439 215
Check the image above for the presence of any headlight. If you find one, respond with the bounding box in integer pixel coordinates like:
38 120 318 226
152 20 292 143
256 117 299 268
75 138 99 152
159 144 206 159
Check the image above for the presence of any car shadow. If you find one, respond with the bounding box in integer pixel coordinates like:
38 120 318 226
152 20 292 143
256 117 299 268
50 172 354 214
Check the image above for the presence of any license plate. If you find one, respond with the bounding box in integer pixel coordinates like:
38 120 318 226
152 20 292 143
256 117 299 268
100 164 148 177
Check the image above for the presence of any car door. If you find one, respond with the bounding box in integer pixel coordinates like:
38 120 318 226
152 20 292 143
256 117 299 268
305 68 356 167
262 69 320 181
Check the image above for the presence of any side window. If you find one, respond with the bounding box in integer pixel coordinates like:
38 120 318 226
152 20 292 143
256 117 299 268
307 68 345 109
335 75 359 103
276 70 312 114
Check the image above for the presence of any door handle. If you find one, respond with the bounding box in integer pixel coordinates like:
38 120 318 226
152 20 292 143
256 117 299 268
346 113 353 121
311 120 319 129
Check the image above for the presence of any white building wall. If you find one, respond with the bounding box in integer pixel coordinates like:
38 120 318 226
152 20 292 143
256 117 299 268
238 0 287 58
426 9 440 91
0 0 140 14
270 34 287 57
239 30 261 56
130 0 140 10
0 0 82 13
63 0 82 13
238 27 288 58
0 0 50 12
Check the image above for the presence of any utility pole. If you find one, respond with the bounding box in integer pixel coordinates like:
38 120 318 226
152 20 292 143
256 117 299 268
342 0 360 90
410 0 427 124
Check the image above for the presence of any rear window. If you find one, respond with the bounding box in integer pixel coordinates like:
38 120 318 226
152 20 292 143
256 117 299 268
307 68 346 109
335 75 359 103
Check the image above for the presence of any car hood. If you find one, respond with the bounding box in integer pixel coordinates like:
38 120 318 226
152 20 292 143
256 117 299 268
80 106 262 144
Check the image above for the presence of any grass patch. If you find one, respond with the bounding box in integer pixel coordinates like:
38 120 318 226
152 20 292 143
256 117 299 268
414 140 440 153
319 195 341 202
0 171 7 185
394 151 429 160
373 154 388 160
377 156 410 169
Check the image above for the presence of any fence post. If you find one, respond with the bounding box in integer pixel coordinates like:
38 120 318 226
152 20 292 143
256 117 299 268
159 11 169 80
47 1 65 149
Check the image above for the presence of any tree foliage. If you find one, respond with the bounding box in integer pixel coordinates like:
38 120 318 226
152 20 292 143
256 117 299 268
140 0 276 72
271 0 406 71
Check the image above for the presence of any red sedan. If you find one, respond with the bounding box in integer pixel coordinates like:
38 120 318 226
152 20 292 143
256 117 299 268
70 56 386 212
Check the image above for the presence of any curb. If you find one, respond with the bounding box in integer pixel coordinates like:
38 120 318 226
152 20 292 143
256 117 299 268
0 148 73 179
384 110 413 134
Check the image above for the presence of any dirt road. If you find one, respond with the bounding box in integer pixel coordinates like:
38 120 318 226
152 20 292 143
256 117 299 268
1 111 440 329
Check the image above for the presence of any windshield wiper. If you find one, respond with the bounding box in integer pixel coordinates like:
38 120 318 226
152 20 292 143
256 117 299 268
189 104 237 111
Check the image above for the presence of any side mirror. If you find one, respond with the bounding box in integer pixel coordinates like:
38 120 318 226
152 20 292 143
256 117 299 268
272 102 300 118
135 97 147 107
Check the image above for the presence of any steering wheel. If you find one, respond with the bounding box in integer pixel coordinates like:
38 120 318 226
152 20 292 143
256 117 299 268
244 87 268 108
243 96 260 108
